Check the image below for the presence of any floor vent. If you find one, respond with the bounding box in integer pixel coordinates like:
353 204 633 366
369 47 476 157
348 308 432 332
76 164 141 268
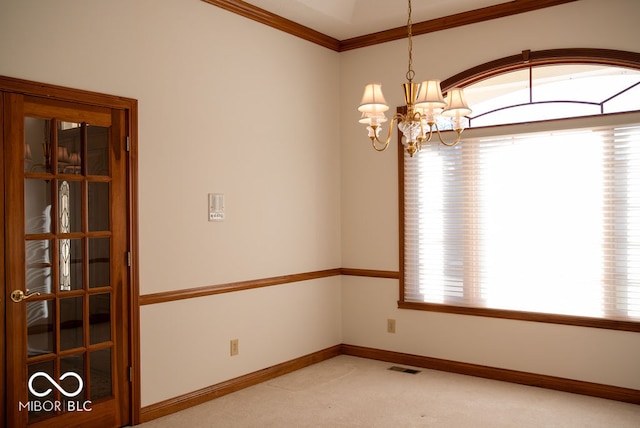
388 366 421 374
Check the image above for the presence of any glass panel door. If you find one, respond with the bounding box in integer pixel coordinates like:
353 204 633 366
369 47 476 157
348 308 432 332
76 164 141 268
5 92 130 427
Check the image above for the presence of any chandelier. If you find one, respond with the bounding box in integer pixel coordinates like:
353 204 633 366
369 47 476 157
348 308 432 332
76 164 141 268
357 0 472 157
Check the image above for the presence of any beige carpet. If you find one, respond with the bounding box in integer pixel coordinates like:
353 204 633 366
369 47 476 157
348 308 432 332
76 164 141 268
138 355 640 427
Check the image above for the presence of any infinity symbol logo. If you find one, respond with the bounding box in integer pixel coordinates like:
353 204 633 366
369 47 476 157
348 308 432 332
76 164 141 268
28 372 84 398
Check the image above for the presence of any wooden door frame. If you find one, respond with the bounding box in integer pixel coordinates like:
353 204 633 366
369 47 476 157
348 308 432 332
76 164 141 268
0 76 140 426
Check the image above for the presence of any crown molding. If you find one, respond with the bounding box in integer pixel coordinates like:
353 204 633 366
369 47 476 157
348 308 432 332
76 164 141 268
201 0 579 52
201 0 341 51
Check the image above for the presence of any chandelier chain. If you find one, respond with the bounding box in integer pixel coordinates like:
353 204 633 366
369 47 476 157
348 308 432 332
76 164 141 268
406 0 415 82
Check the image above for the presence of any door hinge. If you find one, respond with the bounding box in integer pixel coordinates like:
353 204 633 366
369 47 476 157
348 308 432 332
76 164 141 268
129 367 133 382
127 251 132 267
126 136 130 152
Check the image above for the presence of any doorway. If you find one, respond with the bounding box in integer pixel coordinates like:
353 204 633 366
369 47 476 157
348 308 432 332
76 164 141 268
2 77 139 427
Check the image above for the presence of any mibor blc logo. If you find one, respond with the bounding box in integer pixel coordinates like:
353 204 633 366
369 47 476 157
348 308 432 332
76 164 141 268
18 371 92 413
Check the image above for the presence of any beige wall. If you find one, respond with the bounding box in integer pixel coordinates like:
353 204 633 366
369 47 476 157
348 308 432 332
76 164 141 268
0 0 342 406
141 277 342 405
340 0 640 390
1 0 639 409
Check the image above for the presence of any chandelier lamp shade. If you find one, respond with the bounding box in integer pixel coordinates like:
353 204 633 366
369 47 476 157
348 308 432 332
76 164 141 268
357 0 472 157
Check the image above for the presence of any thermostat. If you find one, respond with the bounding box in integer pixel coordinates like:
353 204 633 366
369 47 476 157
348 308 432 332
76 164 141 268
208 193 224 221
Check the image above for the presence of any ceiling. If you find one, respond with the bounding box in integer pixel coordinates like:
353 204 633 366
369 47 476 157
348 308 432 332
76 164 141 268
242 0 525 40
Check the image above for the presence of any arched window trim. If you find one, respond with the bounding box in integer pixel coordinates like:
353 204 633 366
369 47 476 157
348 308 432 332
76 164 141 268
437 48 640 130
441 48 640 91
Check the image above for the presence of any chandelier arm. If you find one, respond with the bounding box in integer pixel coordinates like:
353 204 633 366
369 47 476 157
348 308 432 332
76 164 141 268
414 118 434 144
424 122 438 143
433 124 464 147
415 113 427 152
425 126 434 143
370 113 403 151
371 139 390 152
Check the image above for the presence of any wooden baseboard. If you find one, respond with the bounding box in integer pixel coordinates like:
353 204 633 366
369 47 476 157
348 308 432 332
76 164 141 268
340 344 640 405
139 343 639 424
139 345 341 423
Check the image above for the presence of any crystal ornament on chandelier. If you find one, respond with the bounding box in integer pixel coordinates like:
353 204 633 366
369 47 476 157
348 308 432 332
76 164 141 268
357 0 472 157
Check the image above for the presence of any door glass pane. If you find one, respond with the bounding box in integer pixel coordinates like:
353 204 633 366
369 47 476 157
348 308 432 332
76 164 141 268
88 182 109 231
90 294 111 344
59 180 82 233
87 125 110 176
25 179 51 234
59 237 71 291
60 238 83 291
24 117 51 174
90 348 112 401
58 121 82 175
27 299 54 357
26 239 52 295
60 354 86 402
27 360 55 422
89 238 110 288
60 297 84 350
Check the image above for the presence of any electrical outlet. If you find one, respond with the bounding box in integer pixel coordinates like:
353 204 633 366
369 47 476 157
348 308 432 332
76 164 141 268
387 319 396 333
230 339 239 356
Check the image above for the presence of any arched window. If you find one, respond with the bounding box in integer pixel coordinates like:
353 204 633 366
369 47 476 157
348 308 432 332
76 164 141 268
444 49 640 127
465 63 640 127
401 49 640 331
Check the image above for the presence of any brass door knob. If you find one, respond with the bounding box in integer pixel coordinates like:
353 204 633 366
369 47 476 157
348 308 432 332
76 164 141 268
10 289 41 303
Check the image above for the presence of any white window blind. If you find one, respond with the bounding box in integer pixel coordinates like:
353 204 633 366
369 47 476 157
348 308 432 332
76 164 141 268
403 117 640 322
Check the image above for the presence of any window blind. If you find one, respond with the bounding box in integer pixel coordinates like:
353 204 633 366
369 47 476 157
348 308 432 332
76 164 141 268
403 118 640 322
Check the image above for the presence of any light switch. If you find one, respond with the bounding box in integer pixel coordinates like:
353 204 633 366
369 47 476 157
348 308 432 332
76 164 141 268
208 193 224 221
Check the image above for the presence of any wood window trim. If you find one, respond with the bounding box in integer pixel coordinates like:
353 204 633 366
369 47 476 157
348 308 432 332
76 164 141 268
399 49 640 333
441 48 640 91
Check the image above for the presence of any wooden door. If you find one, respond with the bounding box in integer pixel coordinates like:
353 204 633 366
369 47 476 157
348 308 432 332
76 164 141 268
3 92 131 427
